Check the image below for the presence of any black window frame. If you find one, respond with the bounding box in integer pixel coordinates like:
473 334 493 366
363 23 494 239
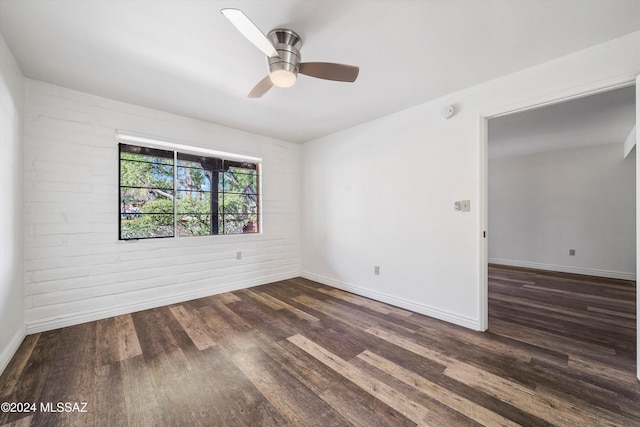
119 143 260 241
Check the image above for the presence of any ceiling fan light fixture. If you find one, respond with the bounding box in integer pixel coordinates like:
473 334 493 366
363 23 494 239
270 69 297 88
222 10 359 98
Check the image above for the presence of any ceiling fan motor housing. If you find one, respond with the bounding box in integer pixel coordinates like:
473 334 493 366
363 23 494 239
267 29 302 87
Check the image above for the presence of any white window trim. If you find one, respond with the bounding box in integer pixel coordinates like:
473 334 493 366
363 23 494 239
115 130 262 164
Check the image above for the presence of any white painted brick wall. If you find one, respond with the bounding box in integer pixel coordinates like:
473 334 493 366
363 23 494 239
24 79 301 332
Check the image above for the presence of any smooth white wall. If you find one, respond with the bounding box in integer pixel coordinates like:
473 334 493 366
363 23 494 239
489 144 636 279
24 79 300 332
301 31 640 331
636 75 640 380
0 34 25 373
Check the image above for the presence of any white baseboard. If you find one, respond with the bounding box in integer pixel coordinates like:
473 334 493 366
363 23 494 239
488 258 636 281
26 271 298 334
300 271 481 331
0 325 26 376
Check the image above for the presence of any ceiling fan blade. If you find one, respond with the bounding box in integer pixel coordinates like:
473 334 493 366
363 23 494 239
220 8 279 58
248 75 274 98
299 62 359 82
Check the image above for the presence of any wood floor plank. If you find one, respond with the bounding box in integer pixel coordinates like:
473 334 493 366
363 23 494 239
320 380 417 427
490 292 636 328
130 308 206 426
184 345 291 426
488 317 619 361
118 356 163 427
216 292 242 304
93 360 128 427
169 303 217 350
241 288 286 311
259 291 321 322
357 350 520 427
95 314 143 365
231 346 346 426
1 267 638 426
287 334 437 426
348 357 485 427
114 314 143 361
567 355 640 387
1 415 34 427
0 333 56 426
314 286 414 317
366 325 635 427
262 338 345 395
27 323 97 427
0 334 40 399
521 284 635 307
96 317 120 365
293 293 414 338
587 305 636 319
489 303 635 352
197 307 258 356
227 292 306 343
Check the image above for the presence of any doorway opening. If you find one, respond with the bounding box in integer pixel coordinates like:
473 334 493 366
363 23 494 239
482 82 637 377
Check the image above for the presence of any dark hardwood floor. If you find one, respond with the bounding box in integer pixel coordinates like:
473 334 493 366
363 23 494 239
1 268 638 426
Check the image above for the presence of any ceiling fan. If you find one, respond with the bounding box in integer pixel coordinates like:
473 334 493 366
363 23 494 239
221 8 360 98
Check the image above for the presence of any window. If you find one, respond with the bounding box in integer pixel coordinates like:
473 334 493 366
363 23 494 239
119 144 259 240
119 145 175 239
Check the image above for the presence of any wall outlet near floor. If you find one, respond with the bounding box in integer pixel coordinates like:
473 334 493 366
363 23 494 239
374 265 380 275
569 249 575 256
236 251 242 260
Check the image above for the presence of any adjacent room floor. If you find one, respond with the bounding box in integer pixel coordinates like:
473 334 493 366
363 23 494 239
1 270 638 426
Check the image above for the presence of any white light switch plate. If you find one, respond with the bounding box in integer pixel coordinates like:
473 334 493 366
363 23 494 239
454 200 470 212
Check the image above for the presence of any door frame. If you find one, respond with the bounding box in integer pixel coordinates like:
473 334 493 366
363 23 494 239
478 74 638 376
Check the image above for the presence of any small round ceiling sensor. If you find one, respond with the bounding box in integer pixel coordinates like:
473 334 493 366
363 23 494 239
440 105 454 119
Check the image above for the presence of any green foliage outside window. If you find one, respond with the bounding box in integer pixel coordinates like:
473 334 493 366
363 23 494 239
119 144 259 240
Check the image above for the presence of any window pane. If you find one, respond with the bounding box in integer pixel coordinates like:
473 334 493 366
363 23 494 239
121 189 173 213
120 159 174 190
176 191 211 214
220 193 258 214
177 153 224 171
177 167 211 192
227 164 257 173
219 170 257 194
120 214 174 239
177 214 211 236
217 164 259 235
177 159 203 168
120 144 173 164
219 214 258 234
120 152 173 166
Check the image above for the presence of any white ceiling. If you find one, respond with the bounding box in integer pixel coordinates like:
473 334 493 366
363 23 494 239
0 0 639 143
489 85 636 159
